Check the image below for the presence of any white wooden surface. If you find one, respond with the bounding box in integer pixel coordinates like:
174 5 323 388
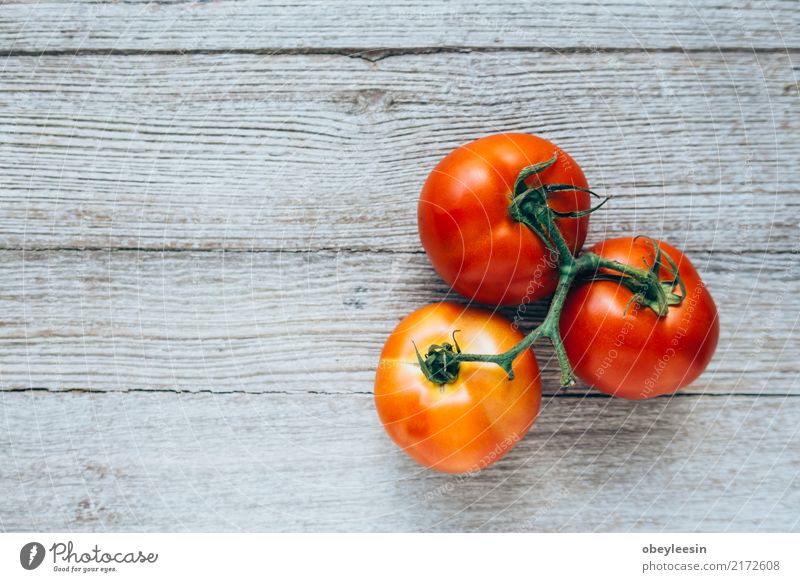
3 393 799 532
0 0 798 532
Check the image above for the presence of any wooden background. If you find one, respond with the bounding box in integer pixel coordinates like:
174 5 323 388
1 0 798 532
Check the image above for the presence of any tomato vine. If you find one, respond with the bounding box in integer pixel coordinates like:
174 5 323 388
414 153 687 387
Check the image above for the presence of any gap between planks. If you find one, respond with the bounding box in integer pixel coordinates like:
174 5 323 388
1 247 798 254
2 391 798 531
3 46 798 60
1 387 798 398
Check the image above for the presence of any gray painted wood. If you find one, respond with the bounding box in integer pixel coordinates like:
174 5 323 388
1 392 797 532
0 249 796 395
0 51 796 251
1 0 798 52
1 0 797 532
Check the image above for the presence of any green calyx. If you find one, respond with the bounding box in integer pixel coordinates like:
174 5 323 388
413 332 463 387
508 152 609 257
582 237 686 317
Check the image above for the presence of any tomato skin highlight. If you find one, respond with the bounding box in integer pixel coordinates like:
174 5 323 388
560 237 720 399
374 302 542 473
418 133 591 306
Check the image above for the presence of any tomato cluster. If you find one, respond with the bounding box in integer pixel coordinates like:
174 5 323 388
375 133 719 473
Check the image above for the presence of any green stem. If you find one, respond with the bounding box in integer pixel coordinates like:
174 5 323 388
591 257 650 280
455 255 590 386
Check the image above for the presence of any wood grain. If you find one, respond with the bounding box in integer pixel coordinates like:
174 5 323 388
1 0 798 52
1 392 797 532
0 249 795 395
0 51 796 252
1 0 797 534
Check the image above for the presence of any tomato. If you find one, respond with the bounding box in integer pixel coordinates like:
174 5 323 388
374 302 541 473
418 133 591 306
560 237 719 399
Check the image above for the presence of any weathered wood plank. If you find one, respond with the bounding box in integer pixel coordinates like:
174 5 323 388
1 0 798 52
0 249 795 395
0 51 797 252
0 0 793 539
1 392 797 532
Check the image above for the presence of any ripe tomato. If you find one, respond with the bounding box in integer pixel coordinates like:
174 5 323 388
418 133 591 306
374 302 541 473
560 237 719 399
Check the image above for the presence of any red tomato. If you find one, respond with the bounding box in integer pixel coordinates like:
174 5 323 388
560 237 719 399
418 133 591 306
374 302 541 473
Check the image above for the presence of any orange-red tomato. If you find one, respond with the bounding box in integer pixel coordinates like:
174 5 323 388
374 302 541 473
560 237 719 399
418 133 591 306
